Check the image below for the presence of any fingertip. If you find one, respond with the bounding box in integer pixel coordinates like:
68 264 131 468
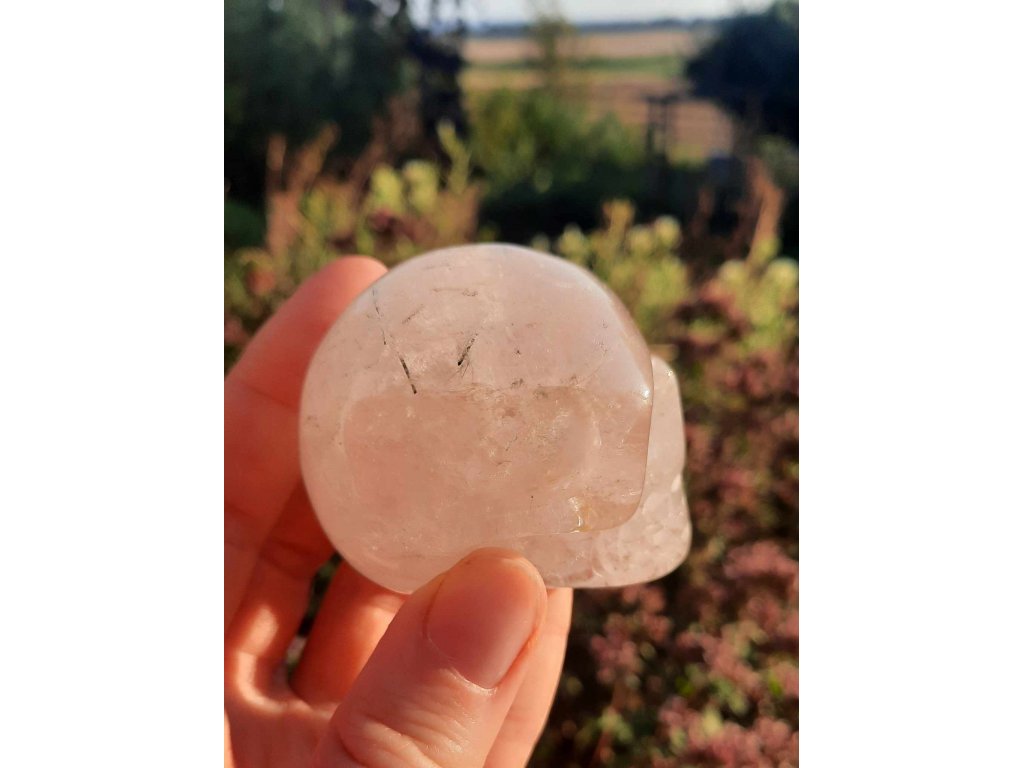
318 551 550 767
426 550 547 689
297 256 384 310
321 255 387 285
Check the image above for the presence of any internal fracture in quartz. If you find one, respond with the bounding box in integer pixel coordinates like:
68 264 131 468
299 244 689 593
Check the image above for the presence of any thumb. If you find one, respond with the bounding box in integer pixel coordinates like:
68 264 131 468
313 549 549 768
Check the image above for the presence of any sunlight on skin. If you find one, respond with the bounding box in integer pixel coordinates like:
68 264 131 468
225 258 573 768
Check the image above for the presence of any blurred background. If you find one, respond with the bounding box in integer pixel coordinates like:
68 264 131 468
225 0 798 764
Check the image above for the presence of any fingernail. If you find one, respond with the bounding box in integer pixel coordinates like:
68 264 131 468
425 551 546 688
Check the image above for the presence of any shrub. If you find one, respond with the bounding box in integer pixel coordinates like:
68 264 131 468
468 88 648 240
224 135 798 768
533 234 798 767
469 88 643 193
542 201 687 344
224 123 480 368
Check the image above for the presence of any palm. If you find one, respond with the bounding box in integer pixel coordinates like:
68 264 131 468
225 258 572 768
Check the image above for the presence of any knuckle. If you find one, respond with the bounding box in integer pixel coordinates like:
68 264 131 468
329 706 456 768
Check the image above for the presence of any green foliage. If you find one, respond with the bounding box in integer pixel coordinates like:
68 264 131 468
224 0 410 201
468 88 647 239
757 135 799 192
536 240 798 767
756 135 799 259
352 142 480 265
224 198 264 250
224 125 480 366
541 201 687 343
528 8 575 93
473 55 679 77
469 88 639 191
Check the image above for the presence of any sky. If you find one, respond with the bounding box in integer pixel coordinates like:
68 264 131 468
411 0 775 25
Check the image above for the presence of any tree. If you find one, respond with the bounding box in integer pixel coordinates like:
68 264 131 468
224 0 409 204
686 1 799 145
527 1 575 96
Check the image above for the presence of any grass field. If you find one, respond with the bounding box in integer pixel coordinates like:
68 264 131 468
469 54 680 78
462 27 734 159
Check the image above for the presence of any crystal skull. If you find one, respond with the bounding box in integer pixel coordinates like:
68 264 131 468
299 244 690 592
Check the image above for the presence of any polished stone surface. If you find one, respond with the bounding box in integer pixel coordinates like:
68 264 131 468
300 244 657 593
503 357 691 588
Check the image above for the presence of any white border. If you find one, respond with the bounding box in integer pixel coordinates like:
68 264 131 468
1 1 223 765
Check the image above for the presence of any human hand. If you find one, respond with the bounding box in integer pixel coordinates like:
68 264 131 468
225 257 573 768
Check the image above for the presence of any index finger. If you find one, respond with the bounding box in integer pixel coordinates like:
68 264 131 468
225 256 386 627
